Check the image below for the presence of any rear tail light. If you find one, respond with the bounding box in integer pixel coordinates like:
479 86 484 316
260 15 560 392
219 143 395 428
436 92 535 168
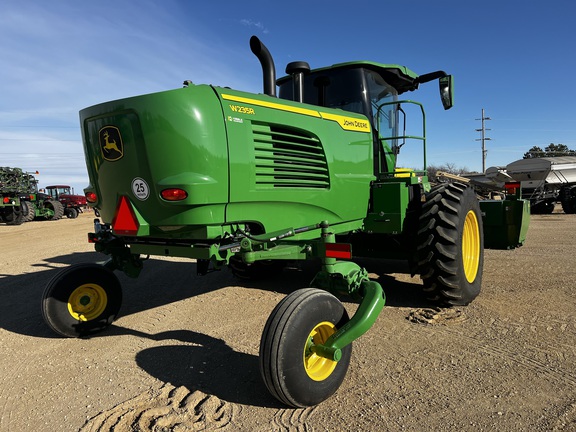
85 192 98 203
161 188 188 201
504 182 521 195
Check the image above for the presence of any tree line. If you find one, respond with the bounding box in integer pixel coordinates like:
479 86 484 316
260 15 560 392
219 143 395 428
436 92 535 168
523 143 576 159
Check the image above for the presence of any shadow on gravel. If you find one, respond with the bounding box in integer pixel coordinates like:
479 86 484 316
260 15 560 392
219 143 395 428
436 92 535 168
105 326 283 408
354 258 435 309
375 274 436 308
0 250 430 341
0 249 433 409
0 252 234 339
0 251 103 338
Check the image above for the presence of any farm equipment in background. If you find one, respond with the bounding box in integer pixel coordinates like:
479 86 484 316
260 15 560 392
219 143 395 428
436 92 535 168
46 185 87 218
0 167 64 224
505 156 576 214
464 156 576 214
41 36 530 407
24 190 65 222
0 167 27 225
436 171 530 250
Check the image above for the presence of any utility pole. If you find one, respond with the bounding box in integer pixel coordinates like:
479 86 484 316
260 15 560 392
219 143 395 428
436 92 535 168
475 108 491 173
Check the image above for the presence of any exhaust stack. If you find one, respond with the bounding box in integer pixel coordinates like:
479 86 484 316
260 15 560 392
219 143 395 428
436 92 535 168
286 61 310 103
250 36 276 97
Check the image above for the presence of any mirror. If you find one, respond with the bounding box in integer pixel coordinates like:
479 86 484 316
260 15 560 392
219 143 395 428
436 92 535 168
439 75 454 110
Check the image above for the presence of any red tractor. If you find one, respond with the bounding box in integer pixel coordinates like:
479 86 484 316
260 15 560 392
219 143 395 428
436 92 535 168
45 185 87 218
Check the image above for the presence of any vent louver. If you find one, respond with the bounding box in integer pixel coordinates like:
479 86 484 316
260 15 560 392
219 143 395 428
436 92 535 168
252 123 329 189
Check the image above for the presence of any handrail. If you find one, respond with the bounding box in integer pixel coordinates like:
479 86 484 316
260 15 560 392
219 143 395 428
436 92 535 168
375 100 427 172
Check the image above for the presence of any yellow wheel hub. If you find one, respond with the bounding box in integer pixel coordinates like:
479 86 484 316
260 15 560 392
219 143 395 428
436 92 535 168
67 284 108 321
303 321 337 381
462 210 480 283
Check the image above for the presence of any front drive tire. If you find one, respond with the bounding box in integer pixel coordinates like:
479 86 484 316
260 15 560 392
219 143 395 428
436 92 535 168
259 288 351 407
418 182 484 306
42 263 122 337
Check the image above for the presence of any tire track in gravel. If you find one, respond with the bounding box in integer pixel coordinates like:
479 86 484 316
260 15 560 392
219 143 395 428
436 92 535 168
432 313 576 387
270 406 318 431
552 401 576 431
0 344 41 432
80 383 240 432
482 314 574 336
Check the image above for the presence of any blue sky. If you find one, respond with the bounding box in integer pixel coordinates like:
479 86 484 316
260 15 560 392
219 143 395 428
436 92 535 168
1 0 575 193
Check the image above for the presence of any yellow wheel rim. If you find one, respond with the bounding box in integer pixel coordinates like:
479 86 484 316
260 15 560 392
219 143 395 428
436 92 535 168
462 210 480 283
303 321 338 381
67 284 108 321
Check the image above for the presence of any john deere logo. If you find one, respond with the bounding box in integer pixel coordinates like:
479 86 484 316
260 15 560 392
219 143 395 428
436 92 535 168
99 126 123 161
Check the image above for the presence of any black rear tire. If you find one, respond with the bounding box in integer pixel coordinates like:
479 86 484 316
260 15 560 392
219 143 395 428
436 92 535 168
417 182 484 306
23 201 36 222
531 200 555 214
4 204 25 225
259 288 351 407
44 199 64 220
42 263 122 337
560 188 576 214
65 207 79 218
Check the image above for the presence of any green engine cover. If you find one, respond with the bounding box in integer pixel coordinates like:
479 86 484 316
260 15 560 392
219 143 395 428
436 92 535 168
81 84 375 239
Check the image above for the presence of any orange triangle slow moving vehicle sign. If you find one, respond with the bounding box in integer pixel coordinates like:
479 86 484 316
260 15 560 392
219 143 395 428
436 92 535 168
112 196 139 235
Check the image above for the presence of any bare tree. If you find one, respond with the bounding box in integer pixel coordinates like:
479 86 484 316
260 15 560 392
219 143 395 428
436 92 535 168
427 163 472 182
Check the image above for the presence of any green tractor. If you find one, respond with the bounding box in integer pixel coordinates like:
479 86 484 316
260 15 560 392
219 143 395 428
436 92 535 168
17 172 65 222
23 191 65 222
0 167 65 223
42 37 529 407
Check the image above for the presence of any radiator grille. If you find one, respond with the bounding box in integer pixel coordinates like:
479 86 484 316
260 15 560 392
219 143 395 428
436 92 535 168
252 123 329 189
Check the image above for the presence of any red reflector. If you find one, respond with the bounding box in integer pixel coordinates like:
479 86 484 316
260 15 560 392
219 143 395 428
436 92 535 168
161 188 188 201
112 196 139 235
85 192 98 203
3 197 9 204
504 182 521 194
325 243 352 259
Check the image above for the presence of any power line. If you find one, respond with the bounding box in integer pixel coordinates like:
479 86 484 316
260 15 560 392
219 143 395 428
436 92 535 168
475 108 492 173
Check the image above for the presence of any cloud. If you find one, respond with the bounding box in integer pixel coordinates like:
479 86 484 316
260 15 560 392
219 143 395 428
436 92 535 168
0 1 260 193
240 18 269 34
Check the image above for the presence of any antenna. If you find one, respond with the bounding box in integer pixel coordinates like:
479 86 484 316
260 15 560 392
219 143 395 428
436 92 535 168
475 108 491 173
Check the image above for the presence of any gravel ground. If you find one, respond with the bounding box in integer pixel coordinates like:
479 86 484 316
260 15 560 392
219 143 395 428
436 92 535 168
0 210 575 431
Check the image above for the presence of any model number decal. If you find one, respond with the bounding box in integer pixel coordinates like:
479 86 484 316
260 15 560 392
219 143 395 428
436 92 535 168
221 94 371 133
229 105 255 115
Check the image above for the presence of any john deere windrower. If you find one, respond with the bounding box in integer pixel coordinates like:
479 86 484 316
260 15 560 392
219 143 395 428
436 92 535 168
42 36 528 407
